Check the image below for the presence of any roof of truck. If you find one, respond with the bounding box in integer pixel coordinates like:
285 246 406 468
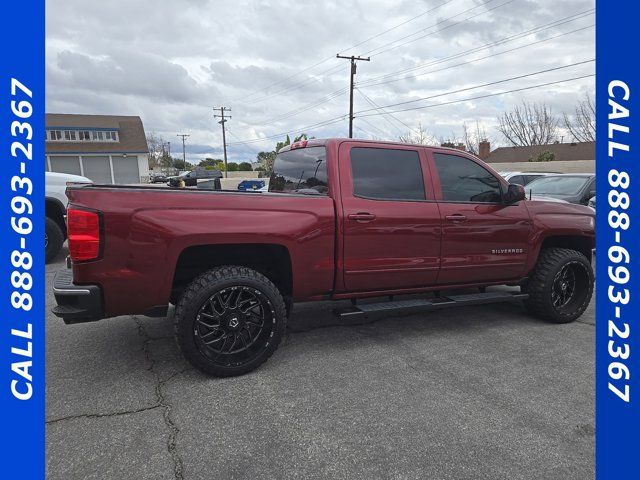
279 138 477 156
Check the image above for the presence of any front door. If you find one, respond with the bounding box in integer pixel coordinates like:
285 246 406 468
430 151 531 285
340 143 442 292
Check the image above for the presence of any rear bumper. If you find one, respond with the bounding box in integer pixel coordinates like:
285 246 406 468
52 269 104 324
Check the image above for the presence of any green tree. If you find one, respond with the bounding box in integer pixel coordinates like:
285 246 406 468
257 151 276 173
198 157 223 168
528 150 555 162
171 157 193 170
275 134 291 153
238 162 252 171
255 134 313 175
275 133 310 152
226 162 239 172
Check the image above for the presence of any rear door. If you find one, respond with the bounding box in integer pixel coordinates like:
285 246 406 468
430 150 531 284
339 142 441 292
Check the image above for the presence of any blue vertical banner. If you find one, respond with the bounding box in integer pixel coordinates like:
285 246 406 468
596 0 640 478
0 1 45 478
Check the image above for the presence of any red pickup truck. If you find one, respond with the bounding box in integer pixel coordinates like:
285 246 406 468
53 138 595 376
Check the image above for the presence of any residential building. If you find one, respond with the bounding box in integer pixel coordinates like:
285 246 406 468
479 141 595 163
479 140 595 174
45 113 150 183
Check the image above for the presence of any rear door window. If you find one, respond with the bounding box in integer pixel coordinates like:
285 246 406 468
350 147 425 201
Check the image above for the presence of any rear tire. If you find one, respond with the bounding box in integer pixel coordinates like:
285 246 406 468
174 266 287 377
524 248 593 323
45 216 64 264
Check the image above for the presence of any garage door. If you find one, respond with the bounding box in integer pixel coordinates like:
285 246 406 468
50 155 81 176
82 156 112 183
112 155 140 184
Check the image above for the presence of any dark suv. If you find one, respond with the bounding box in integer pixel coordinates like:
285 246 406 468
526 174 596 205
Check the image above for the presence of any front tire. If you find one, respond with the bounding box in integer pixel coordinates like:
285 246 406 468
524 248 593 323
174 266 287 377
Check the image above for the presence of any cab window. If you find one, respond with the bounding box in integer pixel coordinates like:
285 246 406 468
434 153 502 203
269 146 328 195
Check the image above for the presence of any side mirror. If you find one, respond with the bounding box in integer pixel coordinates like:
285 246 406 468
504 183 526 204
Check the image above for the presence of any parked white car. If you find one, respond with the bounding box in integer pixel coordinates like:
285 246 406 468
45 172 92 262
499 171 558 186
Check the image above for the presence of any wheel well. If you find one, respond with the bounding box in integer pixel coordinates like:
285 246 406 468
171 244 293 303
540 236 593 263
45 198 67 238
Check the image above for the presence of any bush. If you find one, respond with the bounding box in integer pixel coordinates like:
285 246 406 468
529 150 555 162
238 162 252 171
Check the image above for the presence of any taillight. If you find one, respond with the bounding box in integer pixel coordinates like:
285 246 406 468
290 140 308 150
67 208 101 261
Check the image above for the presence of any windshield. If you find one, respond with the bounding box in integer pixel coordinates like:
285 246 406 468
527 176 589 195
269 146 328 195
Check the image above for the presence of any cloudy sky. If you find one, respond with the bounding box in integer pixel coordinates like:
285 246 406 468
46 0 594 164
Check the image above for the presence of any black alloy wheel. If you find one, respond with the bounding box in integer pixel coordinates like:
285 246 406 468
550 261 588 312
194 286 275 361
175 266 287 377
524 248 593 323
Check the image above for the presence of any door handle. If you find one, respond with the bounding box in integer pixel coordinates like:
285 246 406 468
348 212 376 222
445 214 468 223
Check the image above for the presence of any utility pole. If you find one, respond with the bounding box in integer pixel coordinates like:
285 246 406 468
336 54 370 138
214 106 231 178
177 134 189 171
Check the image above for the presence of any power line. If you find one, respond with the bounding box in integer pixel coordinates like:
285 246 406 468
355 59 595 115
357 74 595 117
226 61 594 147
364 0 516 57
239 0 507 106
241 57 334 100
225 127 262 159
240 63 345 106
225 116 346 147
252 11 593 130
339 0 458 54
353 123 379 139
360 24 594 89
356 88 412 135
357 117 393 139
358 9 594 86
257 88 348 126
226 73 594 151
237 0 458 103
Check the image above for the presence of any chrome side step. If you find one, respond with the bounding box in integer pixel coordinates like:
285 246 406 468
334 291 528 318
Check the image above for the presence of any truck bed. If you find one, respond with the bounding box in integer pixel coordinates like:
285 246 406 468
65 184 337 317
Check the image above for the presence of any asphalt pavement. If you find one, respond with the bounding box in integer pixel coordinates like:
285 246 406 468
46 246 595 480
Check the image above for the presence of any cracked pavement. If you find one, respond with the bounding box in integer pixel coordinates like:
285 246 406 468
46 247 595 479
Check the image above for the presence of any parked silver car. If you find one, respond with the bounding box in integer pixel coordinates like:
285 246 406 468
499 171 558 186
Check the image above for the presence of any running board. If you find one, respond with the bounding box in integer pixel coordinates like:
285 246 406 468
334 291 529 318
